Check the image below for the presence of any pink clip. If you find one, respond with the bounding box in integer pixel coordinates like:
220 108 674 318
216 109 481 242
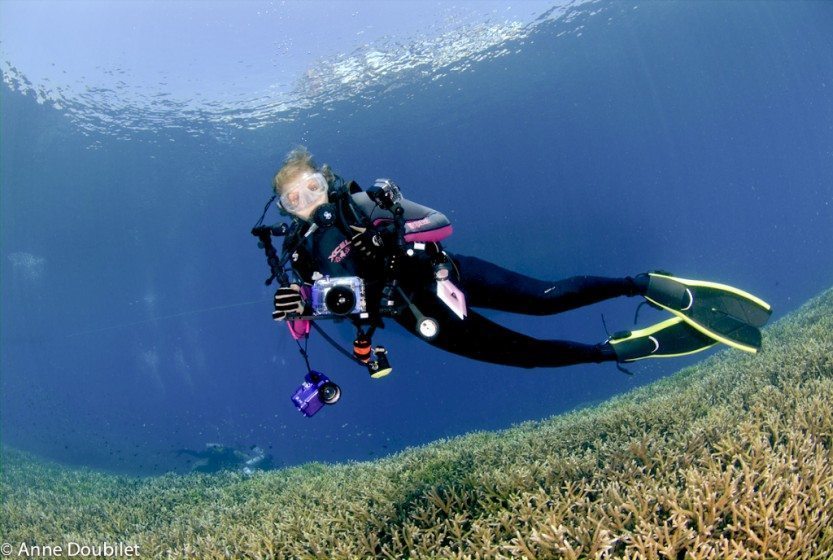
286 285 312 340
287 319 311 340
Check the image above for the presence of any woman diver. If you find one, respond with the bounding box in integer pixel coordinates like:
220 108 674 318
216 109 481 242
266 147 771 371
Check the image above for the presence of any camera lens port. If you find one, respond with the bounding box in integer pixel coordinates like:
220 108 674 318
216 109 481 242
319 382 341 405
325 285 356 315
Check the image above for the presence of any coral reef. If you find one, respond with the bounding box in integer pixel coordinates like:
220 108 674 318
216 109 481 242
2 288 833 559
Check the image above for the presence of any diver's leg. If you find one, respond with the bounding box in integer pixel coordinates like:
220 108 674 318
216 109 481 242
397 308 616 368
450 254 643 315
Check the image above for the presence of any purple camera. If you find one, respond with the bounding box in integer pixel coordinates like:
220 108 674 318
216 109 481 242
291 370 341 417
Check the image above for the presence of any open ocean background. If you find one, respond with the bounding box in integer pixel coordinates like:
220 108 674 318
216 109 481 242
2 0 832 477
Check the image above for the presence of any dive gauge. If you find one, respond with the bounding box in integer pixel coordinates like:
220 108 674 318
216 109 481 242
418 317 439 340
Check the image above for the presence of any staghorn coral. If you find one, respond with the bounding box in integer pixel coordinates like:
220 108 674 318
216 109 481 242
2 287 833 559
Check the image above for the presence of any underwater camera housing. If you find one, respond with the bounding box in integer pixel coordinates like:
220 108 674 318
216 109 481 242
291 370 341 417
311 276 367 317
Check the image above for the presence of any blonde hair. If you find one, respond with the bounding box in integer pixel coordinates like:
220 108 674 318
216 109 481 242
272 146 335 194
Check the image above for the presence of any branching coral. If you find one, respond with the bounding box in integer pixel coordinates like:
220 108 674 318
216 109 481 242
2 288 833 559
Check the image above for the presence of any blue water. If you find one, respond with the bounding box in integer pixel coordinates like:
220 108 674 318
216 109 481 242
2 1 832 476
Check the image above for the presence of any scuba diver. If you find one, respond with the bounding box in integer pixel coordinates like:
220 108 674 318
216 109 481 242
253 147 771 414
176 443 274 475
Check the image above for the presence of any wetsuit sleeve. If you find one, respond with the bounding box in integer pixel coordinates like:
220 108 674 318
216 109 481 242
351 192 453 243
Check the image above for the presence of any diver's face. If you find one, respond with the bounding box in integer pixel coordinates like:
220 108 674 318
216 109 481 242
279 171 328 221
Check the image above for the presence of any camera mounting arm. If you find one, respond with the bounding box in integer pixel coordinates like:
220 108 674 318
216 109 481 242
251 195 297 287
371 199 407 316
367 183 440 339
251 223 292 287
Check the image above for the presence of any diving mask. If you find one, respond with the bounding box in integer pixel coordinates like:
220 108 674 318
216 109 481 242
279 172 328 213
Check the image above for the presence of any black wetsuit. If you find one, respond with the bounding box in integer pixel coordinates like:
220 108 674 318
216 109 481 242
403 255 632 367
284 183 634 368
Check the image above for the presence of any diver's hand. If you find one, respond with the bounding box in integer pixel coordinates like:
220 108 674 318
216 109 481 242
349 225 385 259
273 284 305 321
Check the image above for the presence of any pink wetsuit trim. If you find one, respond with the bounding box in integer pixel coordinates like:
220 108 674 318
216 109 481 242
372 219 453 243
404 225 453 243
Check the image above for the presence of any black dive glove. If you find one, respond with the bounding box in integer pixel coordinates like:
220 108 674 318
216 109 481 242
273 284 305 321
349 225 387 260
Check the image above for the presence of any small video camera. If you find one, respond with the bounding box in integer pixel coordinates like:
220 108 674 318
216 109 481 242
367 179 403 210
311 276 367 316
291 371 341 417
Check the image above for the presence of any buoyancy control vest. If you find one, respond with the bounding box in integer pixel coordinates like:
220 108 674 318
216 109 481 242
281 177 381 284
